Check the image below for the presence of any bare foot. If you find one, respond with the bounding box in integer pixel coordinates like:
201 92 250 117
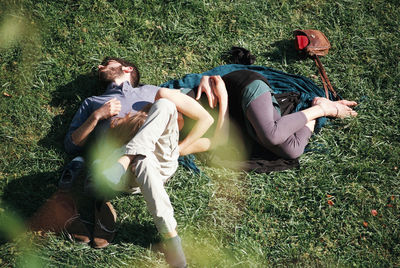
334 103 358 118
336 99 358 107
312 97 337 116
311 97 324 107
312 97 358 118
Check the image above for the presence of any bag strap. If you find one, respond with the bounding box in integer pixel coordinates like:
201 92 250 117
313 55 340 100
293 29 341 100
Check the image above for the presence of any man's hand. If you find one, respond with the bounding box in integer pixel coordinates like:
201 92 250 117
196 76 217 108
94 98 121 120
71 98 121 147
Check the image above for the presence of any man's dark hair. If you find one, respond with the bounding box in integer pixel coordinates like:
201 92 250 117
101 57 140 87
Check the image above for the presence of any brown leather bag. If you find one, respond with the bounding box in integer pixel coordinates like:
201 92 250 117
28 190 79 234
293 29 340 100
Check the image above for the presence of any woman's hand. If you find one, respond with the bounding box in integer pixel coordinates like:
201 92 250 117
209 75 229 147
196 75 217 108
210 75 228 103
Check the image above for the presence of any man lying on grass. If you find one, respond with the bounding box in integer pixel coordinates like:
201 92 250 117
64 57 220 268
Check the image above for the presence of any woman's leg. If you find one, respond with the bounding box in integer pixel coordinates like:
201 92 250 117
246 91 313 159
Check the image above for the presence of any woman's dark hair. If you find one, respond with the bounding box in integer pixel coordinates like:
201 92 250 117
108 104 152 146
101 57 140 87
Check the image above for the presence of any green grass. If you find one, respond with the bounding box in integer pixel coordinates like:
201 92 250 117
1 0 399 266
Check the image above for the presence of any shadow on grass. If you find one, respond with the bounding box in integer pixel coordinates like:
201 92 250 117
77 191 161 248
1 171 161 250
1 71 103 222
74 192 161 249
0 171 59 244
262 39 307 64
115 221 159 248
38 71 102 159
1 172 59 220
218 39 305 66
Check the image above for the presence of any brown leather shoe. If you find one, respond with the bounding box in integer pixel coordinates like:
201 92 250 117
64 215 91 244
92 201 117 248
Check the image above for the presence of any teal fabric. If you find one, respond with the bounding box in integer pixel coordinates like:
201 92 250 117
160 64 335 132
243 80 280 114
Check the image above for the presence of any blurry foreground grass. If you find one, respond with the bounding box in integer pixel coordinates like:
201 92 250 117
0 0 399 266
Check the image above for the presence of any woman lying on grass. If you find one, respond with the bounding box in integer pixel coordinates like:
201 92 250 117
159 69 358 160
191 70 358 159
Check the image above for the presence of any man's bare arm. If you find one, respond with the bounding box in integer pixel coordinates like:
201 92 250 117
71 98 121 146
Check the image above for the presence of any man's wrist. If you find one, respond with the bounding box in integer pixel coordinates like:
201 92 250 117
92 110 102 122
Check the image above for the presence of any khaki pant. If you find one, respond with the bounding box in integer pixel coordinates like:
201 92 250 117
122 98 180 234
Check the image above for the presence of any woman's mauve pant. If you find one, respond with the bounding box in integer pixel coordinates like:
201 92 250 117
246 91 312 159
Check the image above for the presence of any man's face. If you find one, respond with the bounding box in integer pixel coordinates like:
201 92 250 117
98 60 124 83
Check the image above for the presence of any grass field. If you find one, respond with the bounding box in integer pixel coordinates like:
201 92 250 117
0 0 399 267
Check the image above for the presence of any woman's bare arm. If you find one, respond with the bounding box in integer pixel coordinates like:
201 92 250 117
156 88 214 155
